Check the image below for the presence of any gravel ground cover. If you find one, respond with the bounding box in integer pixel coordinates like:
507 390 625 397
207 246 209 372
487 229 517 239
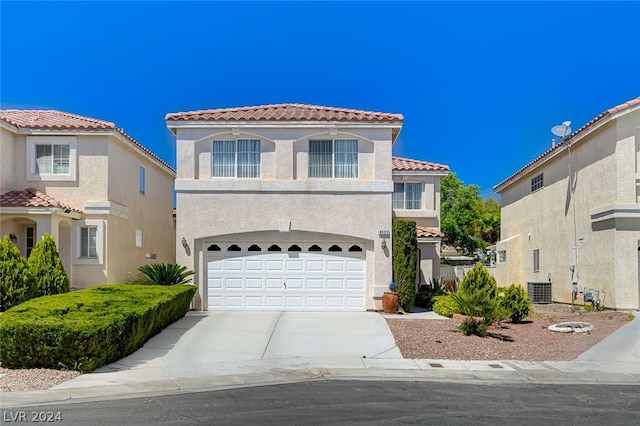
1 304 633 392
387 303 632 361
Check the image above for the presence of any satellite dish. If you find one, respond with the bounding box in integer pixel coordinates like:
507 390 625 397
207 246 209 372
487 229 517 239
551 121 572 139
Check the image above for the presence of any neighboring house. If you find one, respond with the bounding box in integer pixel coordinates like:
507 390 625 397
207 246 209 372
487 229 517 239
392 156 449 286
167 103 448 311
494 96 640 310
0 110 176 288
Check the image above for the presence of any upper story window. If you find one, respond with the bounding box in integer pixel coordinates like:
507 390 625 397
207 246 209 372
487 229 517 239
309 139 358 178
212 139 261 178
36 144 69 174
531 173 544 192
139 166 146 194
27 136 77 182
393 182 422 209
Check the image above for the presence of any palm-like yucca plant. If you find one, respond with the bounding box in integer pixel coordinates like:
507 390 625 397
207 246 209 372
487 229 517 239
138 263 194 286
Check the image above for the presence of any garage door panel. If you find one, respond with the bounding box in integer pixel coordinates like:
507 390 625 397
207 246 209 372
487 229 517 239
246 278 263 289
206 245 365 311
306 278 324 290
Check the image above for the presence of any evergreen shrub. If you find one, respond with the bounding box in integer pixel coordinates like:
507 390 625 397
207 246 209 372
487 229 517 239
0 284 196 371
0 235 37 311
392 220 418 312
27 233 70 296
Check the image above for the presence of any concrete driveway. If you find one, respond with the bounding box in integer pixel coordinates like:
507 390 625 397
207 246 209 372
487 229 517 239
53 311 402 391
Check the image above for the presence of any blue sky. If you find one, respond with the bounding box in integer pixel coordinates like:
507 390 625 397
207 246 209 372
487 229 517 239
2 1 639 198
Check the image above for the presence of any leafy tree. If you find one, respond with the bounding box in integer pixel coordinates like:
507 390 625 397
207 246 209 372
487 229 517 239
0 235 37 311
138 263 194 286
472 197 501 245
441 172 483 255
28 233 70 296
392 220 417 312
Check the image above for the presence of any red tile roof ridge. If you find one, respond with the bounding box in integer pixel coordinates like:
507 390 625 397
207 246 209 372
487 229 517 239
0 188 82 213
392 155 450 171
0 109 116 129
494 96 640 192
165 103 404 122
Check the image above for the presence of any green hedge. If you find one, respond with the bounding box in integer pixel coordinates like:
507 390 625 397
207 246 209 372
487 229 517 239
0 284 196 372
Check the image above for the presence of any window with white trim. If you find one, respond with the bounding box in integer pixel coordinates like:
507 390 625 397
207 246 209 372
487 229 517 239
212 139 261 178
139 166 146 194
393 182 422 209
498 250 507 263
531 173 544 192
80 227 97 258
27 136 77 181
309 139 358 178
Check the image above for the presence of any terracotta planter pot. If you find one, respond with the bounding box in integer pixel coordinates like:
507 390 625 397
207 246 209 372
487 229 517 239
382 292 399 314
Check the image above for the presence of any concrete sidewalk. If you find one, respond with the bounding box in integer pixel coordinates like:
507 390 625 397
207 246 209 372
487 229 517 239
1 310 638 408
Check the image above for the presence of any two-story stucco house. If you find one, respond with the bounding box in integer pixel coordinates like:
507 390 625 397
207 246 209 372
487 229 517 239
0 110 176 288
494 96 640 310
167 103 448 311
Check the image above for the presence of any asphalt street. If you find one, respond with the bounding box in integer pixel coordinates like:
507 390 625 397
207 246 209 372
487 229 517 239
3 380 639 425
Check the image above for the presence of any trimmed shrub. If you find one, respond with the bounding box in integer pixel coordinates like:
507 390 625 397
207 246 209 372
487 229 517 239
458 261 498 299
499 284 532 323
0 235 37 311
392 220 417 312
0 284 196 372
138 263 194 286
27 233 70 296
432 294 457 317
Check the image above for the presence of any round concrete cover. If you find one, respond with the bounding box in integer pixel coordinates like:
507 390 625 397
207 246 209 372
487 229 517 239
548 322 594 333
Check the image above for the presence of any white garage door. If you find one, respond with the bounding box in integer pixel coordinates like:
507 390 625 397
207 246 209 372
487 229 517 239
205 242 366 311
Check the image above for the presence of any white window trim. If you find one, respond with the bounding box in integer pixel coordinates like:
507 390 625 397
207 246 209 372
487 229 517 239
73 220 104 265
531 173 544 193
393 181 423 210
26 136 78 181
498 250 507 263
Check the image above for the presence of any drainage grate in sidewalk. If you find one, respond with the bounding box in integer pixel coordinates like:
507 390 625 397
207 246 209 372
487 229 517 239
429 363 444 368
488 364 504 369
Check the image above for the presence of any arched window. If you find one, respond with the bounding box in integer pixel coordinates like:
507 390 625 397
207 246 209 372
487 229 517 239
268 244 282 252
207 244 221 251
288 244 302 252
228 244 241 252
348 245 363 252
308 244 322 252
248 244 262 252
328 244 342 252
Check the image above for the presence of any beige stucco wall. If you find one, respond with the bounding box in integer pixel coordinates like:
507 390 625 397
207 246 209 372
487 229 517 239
103 136 176 285
496 109 640 310
0 127 16 193
174 124 398 310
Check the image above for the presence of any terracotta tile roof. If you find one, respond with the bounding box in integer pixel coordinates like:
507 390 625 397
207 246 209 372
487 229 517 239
392 156 450 172
165 103 404 123
0 110 174 173
0 188 82 213
416 226 443 238
0 110 115 130
494 96 640 192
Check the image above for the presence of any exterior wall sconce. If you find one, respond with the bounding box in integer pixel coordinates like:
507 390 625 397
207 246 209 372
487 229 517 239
381 239 387 250
9 234 17 243
181 237 188 248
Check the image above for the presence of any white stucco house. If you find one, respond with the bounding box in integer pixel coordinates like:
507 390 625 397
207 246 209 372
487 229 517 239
167 103 448 311
0 110 176 288
494 96 640 310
